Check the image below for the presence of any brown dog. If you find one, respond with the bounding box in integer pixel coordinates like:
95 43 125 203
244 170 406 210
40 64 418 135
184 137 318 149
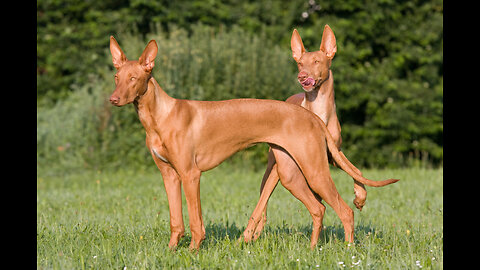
108 36 398 250
241 26 384 244
291 25 367 211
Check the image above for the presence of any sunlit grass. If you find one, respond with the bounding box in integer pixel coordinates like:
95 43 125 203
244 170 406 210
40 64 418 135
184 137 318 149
37 165 442 269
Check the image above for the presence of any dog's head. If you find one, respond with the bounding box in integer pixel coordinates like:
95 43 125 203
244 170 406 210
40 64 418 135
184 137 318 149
291 25 337 92
109 36 158 106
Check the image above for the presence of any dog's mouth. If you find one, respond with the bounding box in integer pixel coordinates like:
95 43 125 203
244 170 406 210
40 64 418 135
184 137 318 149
300 77 316 90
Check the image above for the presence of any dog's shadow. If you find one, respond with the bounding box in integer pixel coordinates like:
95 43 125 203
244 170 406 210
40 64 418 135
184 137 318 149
261 223 381 244
317 224 381 244
176 221 381 248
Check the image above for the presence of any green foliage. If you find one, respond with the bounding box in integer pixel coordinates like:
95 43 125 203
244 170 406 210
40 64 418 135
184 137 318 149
288 0 443 168
36 0 304 106
147 24 297 101
37 0 442 169
37 0 129 105
37 70 150 173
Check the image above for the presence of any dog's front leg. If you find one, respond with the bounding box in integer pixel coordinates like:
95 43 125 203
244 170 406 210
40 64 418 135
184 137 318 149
153 157 185 250
180 169 205 250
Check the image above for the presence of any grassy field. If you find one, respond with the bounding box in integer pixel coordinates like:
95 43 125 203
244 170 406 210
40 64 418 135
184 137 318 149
37 164 443 269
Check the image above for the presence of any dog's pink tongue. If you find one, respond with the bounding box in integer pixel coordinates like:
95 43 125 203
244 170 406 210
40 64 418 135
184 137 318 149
302 78 315 87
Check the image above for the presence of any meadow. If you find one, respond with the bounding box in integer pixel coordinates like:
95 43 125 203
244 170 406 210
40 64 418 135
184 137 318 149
37 2 442 268
37 165 443 269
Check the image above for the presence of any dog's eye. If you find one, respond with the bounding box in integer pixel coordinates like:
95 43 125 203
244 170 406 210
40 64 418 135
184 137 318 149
314 60 320 64
130 77 136 81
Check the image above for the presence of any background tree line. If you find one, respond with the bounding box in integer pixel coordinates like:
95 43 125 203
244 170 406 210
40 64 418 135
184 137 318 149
37 0 443 172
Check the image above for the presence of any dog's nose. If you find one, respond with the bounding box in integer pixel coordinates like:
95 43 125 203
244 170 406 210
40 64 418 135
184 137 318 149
297 71 308 82
109 95 120 105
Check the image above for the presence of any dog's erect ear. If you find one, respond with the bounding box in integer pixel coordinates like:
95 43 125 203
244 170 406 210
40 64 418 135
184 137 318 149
291 29 306 62
110 36 128 69
139 40 158 73
319 25 337 59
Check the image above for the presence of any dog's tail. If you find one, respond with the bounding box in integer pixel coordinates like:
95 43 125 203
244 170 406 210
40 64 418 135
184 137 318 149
323 125 399 187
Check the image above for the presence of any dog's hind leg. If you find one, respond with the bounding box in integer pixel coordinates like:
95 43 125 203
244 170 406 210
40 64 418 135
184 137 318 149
242 162 280 242
253 149 278 240
303 169 354 243
271 146 326 248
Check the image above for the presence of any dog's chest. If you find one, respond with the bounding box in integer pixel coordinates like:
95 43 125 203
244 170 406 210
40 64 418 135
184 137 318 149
301 97 329 125
152 148 169 163
146 133 169 163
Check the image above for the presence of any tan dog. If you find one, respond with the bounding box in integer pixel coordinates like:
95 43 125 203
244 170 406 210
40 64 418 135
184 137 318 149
241 26 378 243
292 25 367 211
108 36 398 250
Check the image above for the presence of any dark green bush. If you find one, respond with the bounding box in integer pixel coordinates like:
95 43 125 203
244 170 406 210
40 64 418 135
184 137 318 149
37 1 442 171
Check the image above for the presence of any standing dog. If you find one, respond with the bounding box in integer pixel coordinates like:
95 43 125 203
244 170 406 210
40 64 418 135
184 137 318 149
108 36 398 250
241 26 375 243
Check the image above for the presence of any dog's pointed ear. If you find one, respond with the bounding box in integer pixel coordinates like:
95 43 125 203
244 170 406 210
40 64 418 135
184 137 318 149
319 25 337 59
291 29 306 62
110 36 128 69
139 40 158 73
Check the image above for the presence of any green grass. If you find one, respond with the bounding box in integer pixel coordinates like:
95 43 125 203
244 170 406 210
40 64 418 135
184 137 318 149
37 164 443 269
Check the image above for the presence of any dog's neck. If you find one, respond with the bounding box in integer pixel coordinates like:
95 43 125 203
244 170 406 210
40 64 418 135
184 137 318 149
302 70 335 124
134 77 175 132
